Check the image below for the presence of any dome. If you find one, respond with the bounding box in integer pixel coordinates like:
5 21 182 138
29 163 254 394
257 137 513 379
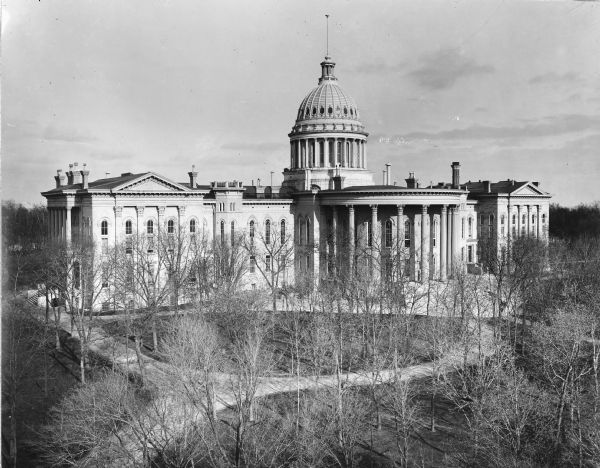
291 56 367 136
296 81 360 123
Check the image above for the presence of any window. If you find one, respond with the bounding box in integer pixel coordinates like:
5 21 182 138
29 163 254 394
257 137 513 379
265 220 271 245
280 220 286 244
468 245 474 263
542 213 546 224
468 217 473 238
461 218 465 239
102 302 110 312
433 220 437 247
404 220 411 248
250 256 256 273
501 215 505 236
102 264 109 288
532 214 536 224
125 237 132 255
306 219 311 245
488 215 493 236
102 238 109 254
220 220 225 244
190 219 196 233
368 221 373 247
385 219 393 248
249 220 255 241
147 235 155 252
252 283 256 290
231 221 235 246
265 255 271 272
305 254 310 271
522 214 526 225
125 220 132 235
147 220 154 234
101 220 108 236
512 214 516 225
167 219 175 234
73 261 81 289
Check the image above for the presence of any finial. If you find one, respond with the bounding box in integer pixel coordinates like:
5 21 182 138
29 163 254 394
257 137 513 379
325 14 330 58
192 164 196 171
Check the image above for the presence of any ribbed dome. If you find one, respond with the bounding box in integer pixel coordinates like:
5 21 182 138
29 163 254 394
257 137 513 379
296 81 360 123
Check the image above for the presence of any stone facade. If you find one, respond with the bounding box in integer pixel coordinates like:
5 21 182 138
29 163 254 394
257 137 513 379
42 53 551 308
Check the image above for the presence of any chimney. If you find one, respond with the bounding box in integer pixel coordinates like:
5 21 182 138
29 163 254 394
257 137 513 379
188 164 198 188
73 162 82 184
483 180 491 193
405 172 418 189
257 178 261 187
385 163 391 185
81 163 89 189
333 175 344 190
54 169 66 188
66 163 74 185
451 162 460 189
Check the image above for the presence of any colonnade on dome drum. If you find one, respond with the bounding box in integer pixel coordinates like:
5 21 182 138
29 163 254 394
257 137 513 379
290 136 367 170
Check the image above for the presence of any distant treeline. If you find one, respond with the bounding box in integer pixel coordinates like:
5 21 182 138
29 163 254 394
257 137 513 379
2 200 47 248
550 202 600 240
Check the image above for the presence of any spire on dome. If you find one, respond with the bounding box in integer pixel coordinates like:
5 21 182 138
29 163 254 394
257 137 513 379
319 14 336 84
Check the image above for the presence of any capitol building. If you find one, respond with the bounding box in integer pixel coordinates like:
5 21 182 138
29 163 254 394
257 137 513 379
42 52 552 301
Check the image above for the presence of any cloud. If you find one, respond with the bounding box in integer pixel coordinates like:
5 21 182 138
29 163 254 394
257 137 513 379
348 59 407 75
221 141 285 152
394 114 600 142
407 49 494 90
529 72 581 85
42 124 97 143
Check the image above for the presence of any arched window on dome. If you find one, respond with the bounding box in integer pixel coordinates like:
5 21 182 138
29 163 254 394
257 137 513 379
328 106 333 115
305 108 310 118
350 108 354 116
344 107 348 115
320 107 324 115
312 107 317 115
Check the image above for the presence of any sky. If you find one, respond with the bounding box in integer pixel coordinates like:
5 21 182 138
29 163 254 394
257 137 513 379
2 0 600 207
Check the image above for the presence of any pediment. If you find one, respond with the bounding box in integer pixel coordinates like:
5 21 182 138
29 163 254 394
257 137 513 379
512 183 545 196
116 173 189 192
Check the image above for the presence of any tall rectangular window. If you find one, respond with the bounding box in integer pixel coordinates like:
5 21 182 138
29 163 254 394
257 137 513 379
250 256 256 273
404 220 411 248
265 255 271 272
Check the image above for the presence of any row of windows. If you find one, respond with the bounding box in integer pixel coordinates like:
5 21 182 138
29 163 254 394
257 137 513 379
100 219 200 237
300 105 357 119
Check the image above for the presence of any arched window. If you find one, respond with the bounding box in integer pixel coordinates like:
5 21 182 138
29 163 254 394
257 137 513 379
320 106 324 115
385 219 393 248
101 220 108 236
532 214 536 224
468 217 473 238
404 220 411 248
306 219 311 244
542 213 546 224
367 221 373 247
280 220 286 244
146 220 154 234
220 220 225 244
125 220 132 235
512 214 516 225
461 218 465 239
522 214 526 225
265 220 271 245
249 220 255 240
231 221 235 246
312 107 317 115
328 106 333 115
167 219 175 234
189 219 196 233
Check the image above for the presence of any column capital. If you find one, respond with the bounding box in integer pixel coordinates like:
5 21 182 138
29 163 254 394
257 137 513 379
158 206 166 217
136 207 144 216
421 204 429 213
441 204 448 211
347 204 354 212
370 204 378 211
114 206 123 217
178 205 186 216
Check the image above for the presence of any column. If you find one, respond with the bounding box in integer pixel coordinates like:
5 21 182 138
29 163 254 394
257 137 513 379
315 139 321 168
332 206 338 275
114 206 122 245
440 205 447 281
370 205 379 274
290 142 294 168
526 205 531 237
333 138 338 167
363 140 367 168
136 207 144 238
324 138 330 167
420 205 429 283
517 205 521 237
396 205 404 277
452 206 460 276
536 205 541 239
296 140 301 168
65 207 72 244
348 205 355 275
